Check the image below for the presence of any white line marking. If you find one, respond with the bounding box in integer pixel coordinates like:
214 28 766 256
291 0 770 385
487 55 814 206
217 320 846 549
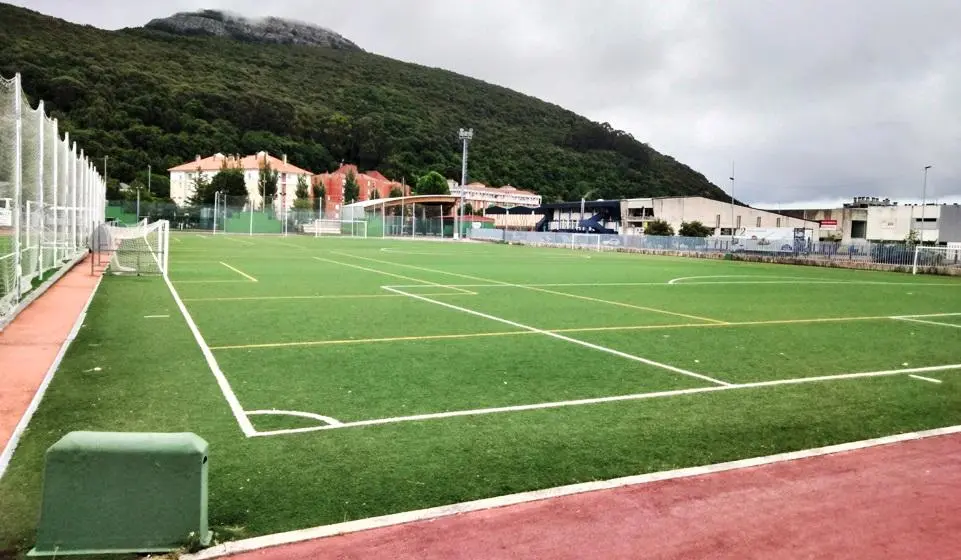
222 236 255 246
332 252 726 324
891 316 961 329
379 247 591 259
376 280 961 288
143 314 170 319
220 262 258 282
0 275 103 481
172 279 251 284
897 312 961 318
163 271 256 437
246 409 343 427
314 257 475 295
383 285 731 386
909 374 943 384
251 363 961 436
185 423 961 560
669 275 814 285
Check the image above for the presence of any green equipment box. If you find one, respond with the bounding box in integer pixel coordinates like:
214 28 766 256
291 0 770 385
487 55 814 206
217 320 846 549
29 431 210 556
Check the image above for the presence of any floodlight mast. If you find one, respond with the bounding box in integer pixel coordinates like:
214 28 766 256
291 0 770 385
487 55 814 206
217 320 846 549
455 128 473 240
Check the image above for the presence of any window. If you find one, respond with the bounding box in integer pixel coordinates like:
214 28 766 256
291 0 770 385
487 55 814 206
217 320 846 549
756 216 762 227
736 215 742 229
776 217 781 227
715 214 721 228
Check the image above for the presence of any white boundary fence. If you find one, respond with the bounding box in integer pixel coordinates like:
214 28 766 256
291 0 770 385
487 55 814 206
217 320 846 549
0 73 106 319
469 229 961 275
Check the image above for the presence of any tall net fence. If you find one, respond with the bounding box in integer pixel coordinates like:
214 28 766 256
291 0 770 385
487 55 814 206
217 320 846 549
0 73 106 319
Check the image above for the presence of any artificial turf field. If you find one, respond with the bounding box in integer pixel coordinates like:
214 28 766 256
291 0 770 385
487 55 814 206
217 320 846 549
2 233 961 552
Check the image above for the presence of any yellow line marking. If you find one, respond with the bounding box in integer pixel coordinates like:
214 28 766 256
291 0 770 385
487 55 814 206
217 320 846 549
184 293 475 302
331 252 727 324
220 261 258 282
210 330 531 350
211 314 917 350
313 257 475 294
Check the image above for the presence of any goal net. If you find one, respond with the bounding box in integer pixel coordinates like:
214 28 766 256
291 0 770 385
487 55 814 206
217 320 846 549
571 233 601 251
913 245 961 274
306 219 368 238
94 219 169 276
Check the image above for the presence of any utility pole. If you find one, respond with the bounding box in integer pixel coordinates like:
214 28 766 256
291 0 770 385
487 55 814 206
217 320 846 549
147 164 152 193
456 128 473 240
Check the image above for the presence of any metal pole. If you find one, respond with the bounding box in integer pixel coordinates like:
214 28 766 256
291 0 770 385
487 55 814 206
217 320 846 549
920 165 931 244
729 161 735 240
52 119 58 264
382 200 386 238
147 165 151 193
136 187 140 224
456 128 473 240
36 102 45 273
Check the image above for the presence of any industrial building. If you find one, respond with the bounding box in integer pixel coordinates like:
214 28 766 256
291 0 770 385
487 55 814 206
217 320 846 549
485 196 819 237
771 197 961 245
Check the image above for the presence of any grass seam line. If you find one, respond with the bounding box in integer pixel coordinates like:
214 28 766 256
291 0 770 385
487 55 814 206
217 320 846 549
162 272 256 437
909 374 943 384
249 363 961 437
185 423 961 560
383 285 732 387
210 330 531 350
0 275 103 481
891 316 961 329
219 261 258 282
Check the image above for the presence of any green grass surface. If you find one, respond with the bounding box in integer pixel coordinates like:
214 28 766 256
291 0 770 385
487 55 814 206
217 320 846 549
2 234 961 555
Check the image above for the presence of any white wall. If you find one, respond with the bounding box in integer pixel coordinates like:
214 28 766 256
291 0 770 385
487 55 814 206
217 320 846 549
170 169 310 210
621 197 818 237
866 205 941 242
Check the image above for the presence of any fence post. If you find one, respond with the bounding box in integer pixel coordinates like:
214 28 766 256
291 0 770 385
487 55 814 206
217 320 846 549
36 101 45 273
51 119 58 265
12 74 23 304
912 245 920 275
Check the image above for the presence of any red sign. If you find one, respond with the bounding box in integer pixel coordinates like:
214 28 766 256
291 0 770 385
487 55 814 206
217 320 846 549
820 219 838 231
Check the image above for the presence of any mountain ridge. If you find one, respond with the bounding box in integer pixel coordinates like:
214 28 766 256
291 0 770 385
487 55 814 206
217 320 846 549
0 3 732 204
144 9 362 51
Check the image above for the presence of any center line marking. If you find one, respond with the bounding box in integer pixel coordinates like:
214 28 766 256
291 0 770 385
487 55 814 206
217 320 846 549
220 262 258 282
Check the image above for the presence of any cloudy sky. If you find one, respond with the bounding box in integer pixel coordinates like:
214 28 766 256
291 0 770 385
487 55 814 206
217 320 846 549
10 0 961 207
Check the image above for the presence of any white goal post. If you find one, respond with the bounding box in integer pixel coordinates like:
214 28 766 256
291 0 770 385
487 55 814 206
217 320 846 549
913 244 961 274
94 219 170 276
306 219 368 238
571 233 601 251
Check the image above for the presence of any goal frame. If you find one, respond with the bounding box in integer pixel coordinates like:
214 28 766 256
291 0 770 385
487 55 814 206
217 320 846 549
571 233 601 251
311 219 368 238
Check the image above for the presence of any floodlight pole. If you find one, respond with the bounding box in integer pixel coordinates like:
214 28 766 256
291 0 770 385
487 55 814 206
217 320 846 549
729 161 735 241
920 165 932 244
456 128 473 240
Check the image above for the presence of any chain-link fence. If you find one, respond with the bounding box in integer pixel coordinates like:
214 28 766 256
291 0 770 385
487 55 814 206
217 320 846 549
469 229 961 275
1 73 106 320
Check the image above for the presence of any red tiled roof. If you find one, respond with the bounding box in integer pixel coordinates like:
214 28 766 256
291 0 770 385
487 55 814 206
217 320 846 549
168 152 312 175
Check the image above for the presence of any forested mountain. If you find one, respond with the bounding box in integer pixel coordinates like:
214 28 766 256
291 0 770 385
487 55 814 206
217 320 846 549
0 3 731 203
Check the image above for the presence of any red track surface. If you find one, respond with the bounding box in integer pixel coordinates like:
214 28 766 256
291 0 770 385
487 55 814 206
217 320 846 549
0 257 101 453
230 433 961 559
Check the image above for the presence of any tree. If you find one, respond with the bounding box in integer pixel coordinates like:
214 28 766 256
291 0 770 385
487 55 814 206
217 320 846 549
678 220 712 237
463 203 474 215
312 183 325 213
388 185 404 198
415 171 449 195
188 167 213 205
905 229 920 244
209 164 247 200
258 159 279 206
644 219 675 236
343 169 359 204
369 189 380 200
293 175 311 209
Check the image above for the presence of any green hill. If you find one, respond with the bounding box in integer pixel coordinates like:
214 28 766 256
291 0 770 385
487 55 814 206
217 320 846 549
0 3 731 203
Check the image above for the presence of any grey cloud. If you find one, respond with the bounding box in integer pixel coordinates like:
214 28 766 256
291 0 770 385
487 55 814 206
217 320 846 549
10 0 961 205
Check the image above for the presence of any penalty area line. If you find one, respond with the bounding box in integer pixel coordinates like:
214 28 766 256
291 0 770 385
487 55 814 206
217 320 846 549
249 362 961 437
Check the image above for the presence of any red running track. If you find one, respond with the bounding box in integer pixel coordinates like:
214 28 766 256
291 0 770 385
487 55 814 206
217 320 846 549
226 432 961 559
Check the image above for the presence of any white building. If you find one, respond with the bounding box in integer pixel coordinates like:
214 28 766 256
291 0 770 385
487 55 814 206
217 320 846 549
620 197 819 237
448 181 542 209
168 152 313 210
